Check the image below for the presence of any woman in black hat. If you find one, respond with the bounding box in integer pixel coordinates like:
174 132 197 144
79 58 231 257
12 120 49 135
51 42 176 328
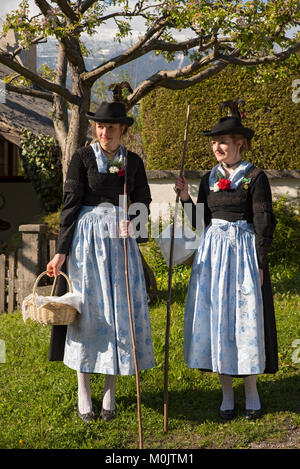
47 101 155 423
175 100 277 420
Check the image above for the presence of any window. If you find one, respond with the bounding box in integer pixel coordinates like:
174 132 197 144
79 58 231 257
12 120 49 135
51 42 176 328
0 137 24 178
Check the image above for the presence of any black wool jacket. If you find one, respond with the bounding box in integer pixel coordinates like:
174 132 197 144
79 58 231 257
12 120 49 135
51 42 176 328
56 145 152 254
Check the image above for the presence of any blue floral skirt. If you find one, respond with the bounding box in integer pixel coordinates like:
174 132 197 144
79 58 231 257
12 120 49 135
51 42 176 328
184 219 265 376
63 205 155 375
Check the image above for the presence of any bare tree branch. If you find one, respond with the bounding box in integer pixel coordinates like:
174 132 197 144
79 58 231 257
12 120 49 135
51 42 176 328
0 52 79 104
35 0 86 69
148 35 232 53
82 16 173 84
81 2 165 25
82 30 236 85
218 41 300 65
128 60 229 106
127 48 241 106
5 83 54 102
127 37 300 107
53 0 79 23
79 0 98 15
34 0 55 17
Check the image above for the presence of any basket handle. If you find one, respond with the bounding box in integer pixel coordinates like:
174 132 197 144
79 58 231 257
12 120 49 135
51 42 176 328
32 271 73 297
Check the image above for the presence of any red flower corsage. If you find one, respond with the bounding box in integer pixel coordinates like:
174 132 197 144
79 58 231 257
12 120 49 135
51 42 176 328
118 168 125 177
217 178 231 190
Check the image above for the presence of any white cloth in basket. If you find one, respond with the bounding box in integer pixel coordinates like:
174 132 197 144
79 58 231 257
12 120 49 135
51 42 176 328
22 292 82 322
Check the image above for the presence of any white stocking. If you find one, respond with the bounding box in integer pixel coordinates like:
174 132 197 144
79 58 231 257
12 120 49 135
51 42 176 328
102 375 117 411
244 375 261 410
219 374 234 411
77 371 93 414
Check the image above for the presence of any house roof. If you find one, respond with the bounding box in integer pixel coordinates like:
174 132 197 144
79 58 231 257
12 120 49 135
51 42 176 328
0 88 55 146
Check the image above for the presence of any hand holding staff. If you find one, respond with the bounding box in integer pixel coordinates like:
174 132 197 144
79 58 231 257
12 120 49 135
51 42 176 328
122 147 144 449
164 104 191 433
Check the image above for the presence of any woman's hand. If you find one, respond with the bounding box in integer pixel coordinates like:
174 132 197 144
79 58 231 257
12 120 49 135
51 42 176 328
259 268 263 287
46 253 66 277
174 175 189 201
120 219 134 238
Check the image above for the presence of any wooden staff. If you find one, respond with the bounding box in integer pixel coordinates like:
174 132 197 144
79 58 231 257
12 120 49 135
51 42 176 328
164 104 191 433
123 147 143 449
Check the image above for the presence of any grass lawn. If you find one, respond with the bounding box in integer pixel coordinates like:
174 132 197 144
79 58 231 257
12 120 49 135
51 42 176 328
0 245 299 450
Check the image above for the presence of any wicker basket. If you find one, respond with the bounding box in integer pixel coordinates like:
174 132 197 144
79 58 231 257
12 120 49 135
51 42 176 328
25 271 78 325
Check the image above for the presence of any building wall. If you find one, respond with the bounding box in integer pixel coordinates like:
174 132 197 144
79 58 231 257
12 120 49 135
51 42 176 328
0 181 42 247
147 175 300 222
0 28 37 71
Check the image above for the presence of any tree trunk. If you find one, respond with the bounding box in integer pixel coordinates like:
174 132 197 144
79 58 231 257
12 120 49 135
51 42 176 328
55 59 91 181
52 43 69 170
62 104 89 180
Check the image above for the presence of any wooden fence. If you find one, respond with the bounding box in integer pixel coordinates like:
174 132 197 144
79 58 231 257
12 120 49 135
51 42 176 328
0 224 57 314
0 251 17 314
0 224 158 314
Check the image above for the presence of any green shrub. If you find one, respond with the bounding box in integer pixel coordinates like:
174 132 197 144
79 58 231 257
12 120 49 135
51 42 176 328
20 130 63 213
141 60 300 170
269 198 300 268
268 198 300 294
41 209 62 235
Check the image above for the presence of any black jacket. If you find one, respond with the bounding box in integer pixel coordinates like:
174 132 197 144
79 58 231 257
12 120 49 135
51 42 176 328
56 145 152 254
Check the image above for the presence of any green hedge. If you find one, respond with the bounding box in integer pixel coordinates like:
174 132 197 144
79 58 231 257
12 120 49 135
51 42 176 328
140 61 300 170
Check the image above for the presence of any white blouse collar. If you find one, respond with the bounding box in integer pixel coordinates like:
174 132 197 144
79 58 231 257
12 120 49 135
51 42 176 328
90 142 125 173
209 161 253 190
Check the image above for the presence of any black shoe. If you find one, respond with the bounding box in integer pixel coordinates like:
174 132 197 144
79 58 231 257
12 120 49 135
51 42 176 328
219 408 235 421
77 409 96 423
101 408 115 422
245 408 262 420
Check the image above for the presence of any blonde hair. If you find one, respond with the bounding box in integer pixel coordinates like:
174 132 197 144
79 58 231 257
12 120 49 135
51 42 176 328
230 134 252 154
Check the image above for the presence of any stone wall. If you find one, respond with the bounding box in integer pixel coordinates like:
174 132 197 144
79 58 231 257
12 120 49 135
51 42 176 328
147 170 300 221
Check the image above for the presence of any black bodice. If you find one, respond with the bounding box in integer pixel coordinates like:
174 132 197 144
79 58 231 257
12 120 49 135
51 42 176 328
56 145 152 254
182 165 276 268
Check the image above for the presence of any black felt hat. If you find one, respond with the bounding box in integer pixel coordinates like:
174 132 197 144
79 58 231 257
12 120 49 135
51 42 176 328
86 101 134 126
203 99 254 139
203 116 254 139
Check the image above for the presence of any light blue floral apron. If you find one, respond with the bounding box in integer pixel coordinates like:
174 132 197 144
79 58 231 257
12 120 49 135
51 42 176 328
184 162 265 375
63 144 155 375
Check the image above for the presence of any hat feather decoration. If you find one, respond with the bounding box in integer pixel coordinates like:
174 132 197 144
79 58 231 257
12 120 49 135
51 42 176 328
219 98 246 120
109 81 133 104
202 97 253 139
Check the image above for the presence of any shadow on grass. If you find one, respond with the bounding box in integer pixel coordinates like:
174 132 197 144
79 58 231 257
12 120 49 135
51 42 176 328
258 373 300 415
100 372 300 427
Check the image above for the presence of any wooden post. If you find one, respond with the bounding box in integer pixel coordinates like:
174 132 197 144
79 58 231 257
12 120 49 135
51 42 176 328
17 224 48 306
0 254 5 313
49 234 57 261
8 252 15 314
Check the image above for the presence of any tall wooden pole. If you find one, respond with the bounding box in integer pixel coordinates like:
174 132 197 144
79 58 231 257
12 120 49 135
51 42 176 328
163 104 191 433
123 147 143 449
